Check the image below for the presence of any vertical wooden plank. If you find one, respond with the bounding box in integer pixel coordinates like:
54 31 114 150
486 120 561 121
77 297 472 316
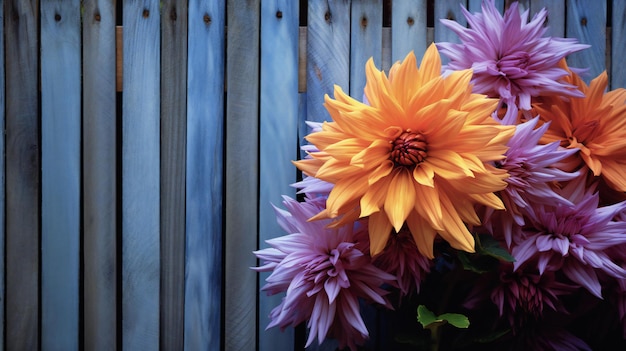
160 0 187 349
307 0 351 123
391 0 427 63
0 2 5 349
82 0 118 350
611 0 626 89
185 1 225 350
468 0 504 13
350 0 382 98
530 0 565 37
122 1 161 350
566 0 606 82
40 1 81 349
225 1 260 350
259 1 298 350
434 0 468 46
4 1 40 350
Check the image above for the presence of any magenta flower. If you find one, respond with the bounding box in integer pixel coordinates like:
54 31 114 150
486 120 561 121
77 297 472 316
484 117 580 247
436 0 588 110
253 195 395 350
512 176 626 298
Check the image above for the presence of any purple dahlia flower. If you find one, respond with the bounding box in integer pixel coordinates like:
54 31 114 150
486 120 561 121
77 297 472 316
253 195 395 350
436 0 589 110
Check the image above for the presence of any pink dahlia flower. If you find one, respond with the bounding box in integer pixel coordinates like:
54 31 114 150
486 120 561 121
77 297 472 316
253 196 395 350
484 116 579 247
436 0 588 110
512 176 626 298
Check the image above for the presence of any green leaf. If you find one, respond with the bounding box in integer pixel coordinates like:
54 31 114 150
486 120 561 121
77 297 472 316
476 234 515 262
417 305 438 327
417 305 470 329
438 313 470 329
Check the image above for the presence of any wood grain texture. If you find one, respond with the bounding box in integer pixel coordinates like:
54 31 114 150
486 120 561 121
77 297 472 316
82 1 118 350
41 1 81 349
391 0 427 63
611 0 626 89
4 1 40 350
122 1 161 350
530 0 565 37
306 0 351 123
225 1 260 350
160 1 188 350
350 0 382 98
259 1 299 350
434 0 468 50
566 0 606 82
185 1 225 350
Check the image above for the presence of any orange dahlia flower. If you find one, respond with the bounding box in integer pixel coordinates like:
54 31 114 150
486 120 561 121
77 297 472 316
295 44 514 258
535 63 626 192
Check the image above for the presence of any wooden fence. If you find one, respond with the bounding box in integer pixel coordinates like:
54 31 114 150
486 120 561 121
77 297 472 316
0 0 624 350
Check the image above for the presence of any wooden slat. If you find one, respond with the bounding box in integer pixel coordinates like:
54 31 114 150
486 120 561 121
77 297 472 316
225 1 260 350
566 0 606 82
391 0 427 63
41 1 81 349
468 0 504 14
350 0 382 98
82 1 118 350
185 1 225 350
434 0 467 66
259 1 299 350
611 0 626 89
160 1 187 349
4 1 40 350
530 0 566 37
307 0 351 123
122 1 161 349
0 1 5 349
305 1 349 349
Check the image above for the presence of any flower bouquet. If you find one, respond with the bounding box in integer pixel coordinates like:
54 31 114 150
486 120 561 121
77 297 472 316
253 1 626 350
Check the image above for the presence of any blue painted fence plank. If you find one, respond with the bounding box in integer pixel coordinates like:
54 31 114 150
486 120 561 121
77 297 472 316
225 1 260 350
82 1 118 349
468 0 504 14
4 1 40 349
307 0 351 123
530 0 565 37
185 1 225 350
434 0 468 62
391 0 427 63
612 0 626 89
350 0 382 98
161 0 188 349
566 0 606 82
259 1 299 350
122 1 161 350
41 1 81 350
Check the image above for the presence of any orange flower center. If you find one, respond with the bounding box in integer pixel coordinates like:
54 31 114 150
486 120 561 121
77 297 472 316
390 130 428 167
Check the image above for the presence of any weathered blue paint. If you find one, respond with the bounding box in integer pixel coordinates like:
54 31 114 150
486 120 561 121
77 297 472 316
566 0 606 82
307 0 351 123
350 0 382 99
224 0 260 350
122 1 161 349
259 1 299 350
392 0 428 63
41 1 81 350
612 0 626 89
185 1 224 350
82 0 118 350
